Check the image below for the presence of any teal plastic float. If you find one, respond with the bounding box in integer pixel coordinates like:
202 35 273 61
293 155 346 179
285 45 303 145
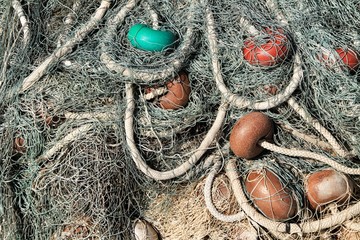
127 24 177 52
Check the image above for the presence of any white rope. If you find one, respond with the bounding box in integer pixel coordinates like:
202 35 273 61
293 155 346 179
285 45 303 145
287 97 349 157
204 159 245 222
225 159 303 234
57 0 82 47
264 0 351 157
205 5 303 110
259 141 360 175
227 158 360 234
143 1 159 30
280 123 333 151
264 0 288 25
36 124 93 163
64 110 115 121
124 83 228 180
20 0 112 92
239 17 260 35
100 0 197 82
184 143 230 180
12 0 30 45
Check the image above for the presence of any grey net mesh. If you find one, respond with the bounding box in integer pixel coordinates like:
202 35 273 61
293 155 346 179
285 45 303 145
0 0 359 239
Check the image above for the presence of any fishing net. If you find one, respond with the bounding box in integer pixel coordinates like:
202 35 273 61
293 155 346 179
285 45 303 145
0 0 359 239
0 60 147 239
144 173 262 240
0 1 147 238
100 0 202 84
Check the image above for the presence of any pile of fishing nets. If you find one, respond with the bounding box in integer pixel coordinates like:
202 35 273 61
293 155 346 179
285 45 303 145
0 0 359 239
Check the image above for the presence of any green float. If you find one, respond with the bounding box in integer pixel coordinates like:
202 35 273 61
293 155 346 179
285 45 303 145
127 24 177 52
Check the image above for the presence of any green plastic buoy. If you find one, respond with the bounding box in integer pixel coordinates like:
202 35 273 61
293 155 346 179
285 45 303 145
127 24 177 52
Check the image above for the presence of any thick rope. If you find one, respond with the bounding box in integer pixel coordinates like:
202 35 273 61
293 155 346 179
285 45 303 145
264 0 350 157
227 158 360 234
100 0 197 82
280 124 333 151
207 0 348 158
57 0 82 47
344 221 360 231
225 158 303 234
143 1 159 30
287 97 349 157
124 83 228 180
265 0 346 74
204 159 245 222
259 141 360 175
205 5 303 110
20 0 112 92
12 0 30 45
36 124 93 163
64 111 114 121
184 143 229 180
264 0 288 25
239 17 260 35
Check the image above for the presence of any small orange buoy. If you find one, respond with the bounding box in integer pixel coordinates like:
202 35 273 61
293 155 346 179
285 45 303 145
229 112 274 159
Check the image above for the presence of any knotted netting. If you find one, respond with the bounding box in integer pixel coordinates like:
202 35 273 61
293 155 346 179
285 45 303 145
0 0 360 239
0 1 149 238
272 0 360 156
100 0 203 84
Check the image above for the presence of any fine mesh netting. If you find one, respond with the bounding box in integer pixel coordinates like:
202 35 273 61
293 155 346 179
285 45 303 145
0 0 359 239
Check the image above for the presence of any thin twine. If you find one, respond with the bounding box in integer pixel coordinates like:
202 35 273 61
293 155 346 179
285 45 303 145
287 97 350 157
143 1 159 30
36 124 93 163
57 0 82 47
265 0 348 75
206 0 349 157
265 0 353 157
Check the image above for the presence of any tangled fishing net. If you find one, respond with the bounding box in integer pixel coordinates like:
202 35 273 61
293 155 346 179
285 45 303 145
0 0 359 239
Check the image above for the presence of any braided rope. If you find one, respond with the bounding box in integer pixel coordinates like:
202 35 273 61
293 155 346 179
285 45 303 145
227 158 360 234
239 17 260 35
206 0 348 158
57 0 82 47
344 221 360 231
287 97 349 157
264 0 288 25
36 124 93 163
280 123 333 151
100 0 197 83
259 141 360 175
204 159 245 222
143 1 159 30
205 5 303 110
226 159 303 234
124 83 228 180
20 0 112 92
12 0 30 45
